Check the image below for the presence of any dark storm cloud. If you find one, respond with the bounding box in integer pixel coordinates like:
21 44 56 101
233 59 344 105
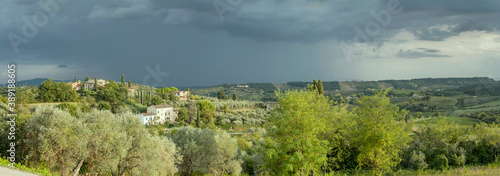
58 64 69 68
1 0 500 85
451 20 495 33
397 48 450 59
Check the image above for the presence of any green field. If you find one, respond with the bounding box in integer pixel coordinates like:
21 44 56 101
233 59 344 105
465 99 500 109
414 116 480 127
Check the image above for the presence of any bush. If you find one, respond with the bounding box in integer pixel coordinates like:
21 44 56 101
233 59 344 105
98 101 111 111
430 154 448 170
409 150 428 170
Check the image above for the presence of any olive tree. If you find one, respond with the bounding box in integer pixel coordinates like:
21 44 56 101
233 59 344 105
79 109 129 174
172 126 241 175
25 105 90 175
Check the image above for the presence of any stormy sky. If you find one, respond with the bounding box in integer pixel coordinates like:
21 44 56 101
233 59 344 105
1 0 500 87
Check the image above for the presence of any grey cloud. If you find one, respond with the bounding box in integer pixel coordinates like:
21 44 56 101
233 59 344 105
397 49 450 58
451 20 495 33
58 64 69 68
416 48 440 53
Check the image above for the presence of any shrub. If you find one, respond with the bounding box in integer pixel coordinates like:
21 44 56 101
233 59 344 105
409 150 428 170
430 154 448 171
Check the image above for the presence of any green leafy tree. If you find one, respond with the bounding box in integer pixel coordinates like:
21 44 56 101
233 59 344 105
263 90 330 175
350 90 412 173
37 79 78 102
95 81 128 112
416 112 423 119
37 79 57 102
98 101 111 111
196 100 216 126
75 77 77 82
433 111 441 117
128 80 131 87
177 108 189 123
233 93 238 101
85 76 89 81
152 95 162 105
169 93 180 102
217 88 228 100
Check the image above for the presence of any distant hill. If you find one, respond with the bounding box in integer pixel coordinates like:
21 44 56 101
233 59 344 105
0 78 73 87
284 77 497 91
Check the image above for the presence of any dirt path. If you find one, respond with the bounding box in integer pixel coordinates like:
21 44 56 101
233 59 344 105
0 166 39 176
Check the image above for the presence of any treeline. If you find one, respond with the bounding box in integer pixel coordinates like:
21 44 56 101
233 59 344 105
217 83 277 93
461 110 500 124
455 82 500 96
287 81 341 90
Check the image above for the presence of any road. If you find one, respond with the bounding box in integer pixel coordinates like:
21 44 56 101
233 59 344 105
0 166 39 176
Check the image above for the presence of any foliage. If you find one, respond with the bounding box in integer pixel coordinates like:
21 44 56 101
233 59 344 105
156 87 179 94
196 100 216 125
409 150 428 170
349 90 412 172
430 154 448 171
308 79 324 95
263 90 330 175
0 157 55 176
172 126 242 175
37 79 78 102
16 86 38 104
25 105 90 175
217 88 229 100
152 95 162 105
95 81 128 112
216 109 269 126
177 108 189 123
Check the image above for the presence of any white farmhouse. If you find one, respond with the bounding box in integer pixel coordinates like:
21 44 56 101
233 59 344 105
147 104 177 124
138 112 157 125
173 91 190 101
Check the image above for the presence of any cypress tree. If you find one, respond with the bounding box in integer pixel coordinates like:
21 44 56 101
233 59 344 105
94 77 97 91
74 77 77 82
121 75 125 86
128 80 131 87
196 104 201 128
318 80 324 95
85 76 89 82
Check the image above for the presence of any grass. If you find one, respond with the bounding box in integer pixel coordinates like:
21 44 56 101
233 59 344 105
425 97 457 109
25 102 77 108
414 116 480 127
0 157 55 176
449 106 500 117
395 165 500 176
325 165 500 176
338 82 357 91
465 99 500 109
